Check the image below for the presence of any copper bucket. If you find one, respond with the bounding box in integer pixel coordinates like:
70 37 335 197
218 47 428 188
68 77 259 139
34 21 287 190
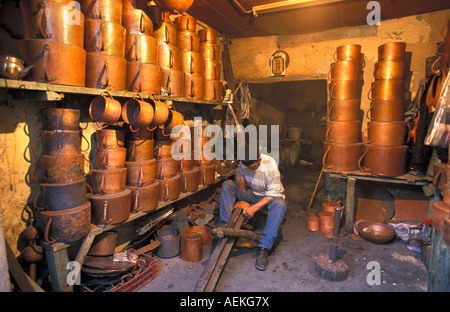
203 61 221 80
96 128 125 148
157 44 180 70
204 79 223 101
90 188 131 225
200 43 221 62
161 69 184 97
125 139 155 161
181 167 200 192
328 99 361 121
88 230 118 257
177 31 200 52
18 39 86 87
374 60 406 80
33 153 88 184
154 21 177 45
81 0 123 24
329 80 361 100
183 74 204 99
325 120 361 143
333 44 362 61
122 94 155 129
95 147 127 169
125 159 156 187
158 173 182 201
89 92 122 125
90 168 127 195
175 15 197 32
323 142 363 171
122 9 153 36
363 121 407 146
20 0 84 48
366 100 404 121
84 19 126 57
368 80 406 101
148 98 170 129
199 164 216 186
156 157 178 179
125 33 157 64
127 180 160 213
162 109 185 134
378 42 406 60
180 232 202 262
38 130 83 156
199 29 218 44
306 215 320 231
85 53 127 90
180 51 203 76
126 61 162 94
328 60 363 81
322 201 340 214
358 144 408 177
182 226 212 245
35 179 88 211
319 211 334 238
38 108 80 131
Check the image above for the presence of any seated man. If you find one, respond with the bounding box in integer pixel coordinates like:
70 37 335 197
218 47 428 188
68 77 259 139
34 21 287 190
218 150 286 271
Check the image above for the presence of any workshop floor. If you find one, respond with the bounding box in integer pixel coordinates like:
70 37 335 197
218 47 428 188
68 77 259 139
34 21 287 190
138 162 429 293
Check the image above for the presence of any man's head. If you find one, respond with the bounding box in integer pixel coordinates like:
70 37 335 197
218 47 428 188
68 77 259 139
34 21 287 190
240 141 261 170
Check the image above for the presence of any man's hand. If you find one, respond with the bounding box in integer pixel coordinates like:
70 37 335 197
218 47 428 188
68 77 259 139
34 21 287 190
243 205 256 219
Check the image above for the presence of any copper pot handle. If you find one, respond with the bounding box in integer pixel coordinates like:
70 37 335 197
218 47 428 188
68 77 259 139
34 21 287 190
37 2 51 39
31 133 42 156
169 49 174 69
362 125 370 144
322 144 332 169
138 165 144 186
433 170 442 188
31 110 42 130
366 103 374 120
367 84 375 101
328 103 335 120
132 38 139 61
183 174 188 192
84 155 93 175
213 45 216 61
358 149 370 172
103 200 112 226
325 124 334 143
33 190 43 210
30 158 41 181
140 12 145 33
44 217 56 244
189 55 194 75
132 190 142 213
95 25 104 52
333 50 338 61
329 83 336 100
190 35 194 52
42 44 56 82
190 79 195 98
81 132 91 152
99 59 110 89
327 63 334 81
164 24 169 44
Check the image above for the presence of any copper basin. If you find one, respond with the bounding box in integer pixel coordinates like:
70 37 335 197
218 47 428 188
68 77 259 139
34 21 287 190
90 168 127 195
333 44 362 61
183 74 204 99
158 173 182 201
156 44 180 70
328 60 363 81
356 220 396 244
96 128 125 148
199 29 218 44
125 33 157 64
200 43 221 62
368 80 406 101
122 8 153 36
95 147 127 169
378 42 406 60
126 139 155 161
329 80 362 100
161 69 184 97
154 22 177 45
180 51 203 76
37 108 80 131
177 31 200 52
175 15 196 32
374 60 406 80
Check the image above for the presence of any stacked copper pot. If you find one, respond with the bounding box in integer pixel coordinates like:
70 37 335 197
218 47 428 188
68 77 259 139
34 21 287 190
90 127 131 226
123 1 162 94
191 126 216 186
18 0 86 87
200 28 223 101
81 0 126 90
31 108 91 244
175 16 205 99
323 44 364 171
359 42 408 177
434 149 450 244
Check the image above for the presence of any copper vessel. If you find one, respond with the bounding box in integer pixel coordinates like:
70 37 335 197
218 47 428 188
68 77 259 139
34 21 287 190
156 44 180 70
181 167 200 192
38 108 80 131
88 230 118 257
378 42 406 60
199 29 218 44
162 109 185 134
89 92 122 125
158 173 182 201
40 201 91 244
126 61 162 94
20 0 85 48
154 140 173 159
177 31 200 52
200 43 221 62
363 121 406 146
123 123 154 140
333 44 362 61
329 80 361 100
85 53 127 90
34 153 87 183
122 9 153 36
323 142 363 171
175 15 196 32
319 211 334 238
199 164 215 186
147 99 170 129
90 168 127 195
204 79 222 101
96 128 125 148
180 232 202 262
84 18 126 57
39 130 82 156
125 159 156 186
306 215 320 231
126 139 155 161
125 33 157 64
432 201 450 233
366 100 404 121
183 74 204 99
81 0 123 24
154 23 177 46
180 51 203 76
122 95 155 129
95 147 127 169
127 180 160 213
203 61 221 80
359 144 408 176
161 68 184 97
374 60 406 80
123 0 149 10
328 60 363 81
90 188 131 225
155 0 194 14
156 157 178 179
325 120 361 143
37 179 88 211
179 158 194 172
18 39 86 87
328 99 361 121
368 80 406 101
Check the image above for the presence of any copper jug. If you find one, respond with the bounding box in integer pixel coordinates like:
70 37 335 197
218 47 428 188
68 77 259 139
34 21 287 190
122 94 155 129
199 164 216 185
84 19 126 57
148 99 170 129
89 92 122 125
154 140 173 159
38 130 83 156
325 120 361 143
323 142 363 171
36 179 88 211
85 53 127 90
363 121 407 146
162 109 185 134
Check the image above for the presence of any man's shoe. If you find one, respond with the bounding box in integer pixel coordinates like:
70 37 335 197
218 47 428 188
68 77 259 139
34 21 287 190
255 247 269 271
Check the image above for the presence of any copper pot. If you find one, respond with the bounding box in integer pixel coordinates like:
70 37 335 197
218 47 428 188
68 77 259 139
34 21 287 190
328 99 361 121
33 153 88 183
122 8 153 36
158 173 181 201
18 39 86 87
88 230 118 257
368 80 406 101
122 94 155 129
84 19 126 57
329 80 361 100
81 0 123 24
95 147 127 169
126 61 162 94
378 42 406 60
181 167 200 192
194 157 215 167
125 159 156 186
200 43 221 62
183 74 204 99
199 164 215 186
366 100 404 121
328 60 363 81
155 0 194 14
363 121 407 146
37 108 80 131
431 201 450 233
179 158 194 172
123 123 154 140
180 51 203 76
177 31 200 52
359 144 408 177
89 92 122 125
127 181 160 213
36 179 88 211
203 61 221 80
204 79 222 101
306 215 320 231
96 128 125 148
199 29 218 44
180 232 202 262
125 33 157 64
85 53 127 90
322 142 363 171
157 44 180 70
154 22 177 45
90 188 131 225
325 120 361 143
126 139 155 161
162 109 185 134
39 130 83 156
156 157 178 179
374 60 406 80
333 44 362 61
161 68 184 97
154 140 173 159
20 0 84 48
40 201 91 244
175 15 196 32
148 99 170 128
90 168 127 195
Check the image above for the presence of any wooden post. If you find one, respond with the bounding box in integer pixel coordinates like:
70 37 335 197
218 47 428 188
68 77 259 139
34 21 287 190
345 178 356 234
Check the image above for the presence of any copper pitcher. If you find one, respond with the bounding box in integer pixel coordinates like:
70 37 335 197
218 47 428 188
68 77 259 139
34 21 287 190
122 8 153 36
84 18 126 57
90 189 131 225
126 61 162 94
183 74 204 99
125 159 156 187
374 60 406 80
333 44 362 61
85 53 127 90
96 128 125 148
199 29 218 44
177 31 200 52
328 60 363 81
203 61 221 80
95 147 127 169
161 68 184 97
126 139 155 161
204 79 223 101
175 15 196 32
127 181 160 213
359 144 408 177
363 121 407 146
366 100 404 121
368 80 406 101
200 43 221 62
81 0 123 24
328 99 361 121
328 80 362 100
378 42 406 60
180 51 203 76
158 173 182 201
322 142 362 171
89 92 122 125
90 168 127 195
325 120 361 143
122 94 155 129
157 44 180 70
125 33 157 64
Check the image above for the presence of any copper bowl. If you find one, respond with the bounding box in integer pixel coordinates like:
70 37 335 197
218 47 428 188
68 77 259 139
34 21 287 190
356 220 396 244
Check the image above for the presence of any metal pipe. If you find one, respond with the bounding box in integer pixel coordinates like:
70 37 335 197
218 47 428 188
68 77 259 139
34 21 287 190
329 205 344 263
